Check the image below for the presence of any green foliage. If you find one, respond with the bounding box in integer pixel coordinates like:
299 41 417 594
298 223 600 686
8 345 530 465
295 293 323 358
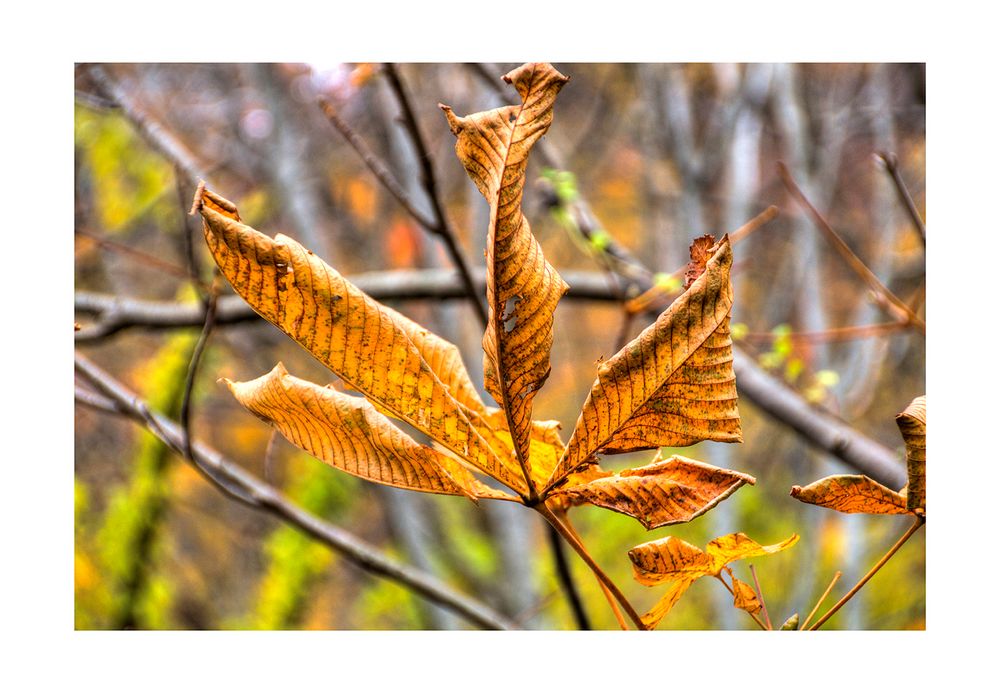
541 167 579 204
247 458 357 629
83 332 196 629
653 272 683 293
75 104 175 232
354 569 423 629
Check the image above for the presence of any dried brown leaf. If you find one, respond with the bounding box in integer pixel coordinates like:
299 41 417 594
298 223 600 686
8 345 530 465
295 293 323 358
547 236 741 491
704 532 800 572
641 577 698 630
731 577 762 614
684 234 716 290
548 452 755 529
225 364 515 501
790 475 909 515
628 536 711 586
196 189 527 494
442 62 570 486
896 395 926 514
628 532 797 629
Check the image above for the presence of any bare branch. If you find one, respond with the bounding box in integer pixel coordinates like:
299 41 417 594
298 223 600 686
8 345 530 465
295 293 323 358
180 286 218 463
731 349 906 488
86 65 210 189
318 98 437 231
778 162 925 333
74 275 907 488
876 151 926 246
73 268 624 341
382 64 489 327
73 353 518 631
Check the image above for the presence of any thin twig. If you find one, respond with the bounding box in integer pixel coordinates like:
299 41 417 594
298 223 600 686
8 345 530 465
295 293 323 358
777 161 925 333
810 516 925 630
180 283 218 464
86 65 210 189
73 353 518 631
741 322 908 345
76 228 208 290
382 64 490 327
748 564 772 630
876 151 925 247
262 429 278 486
800 570 842 630
728 205 780 246
535 504 646 630
318 98 437 231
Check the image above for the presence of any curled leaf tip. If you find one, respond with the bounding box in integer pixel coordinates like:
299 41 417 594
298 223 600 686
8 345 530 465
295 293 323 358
189 180 207 216
439 104 462 134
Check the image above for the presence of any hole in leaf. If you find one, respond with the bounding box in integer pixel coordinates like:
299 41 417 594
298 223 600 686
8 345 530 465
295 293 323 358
503 296 520 333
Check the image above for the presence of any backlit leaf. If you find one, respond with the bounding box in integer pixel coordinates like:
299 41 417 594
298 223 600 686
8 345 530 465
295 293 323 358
226 364 516 502
790 475 909 514
704 532 800 573
629 532 797 629
548 452 755 529
196 188 527 494
731 577 762 614
547 236 741 491
442 62 570 486
641 577 698 630
896 395 926 514
628 536 711 586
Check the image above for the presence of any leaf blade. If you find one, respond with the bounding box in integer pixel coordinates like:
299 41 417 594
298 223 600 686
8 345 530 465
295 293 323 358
225 364 516 501
704 532 800 574
549 453 755 529
442 62 570 488
547 236 741 490
790 474 909 515
896 395 926 514
197 190 527 494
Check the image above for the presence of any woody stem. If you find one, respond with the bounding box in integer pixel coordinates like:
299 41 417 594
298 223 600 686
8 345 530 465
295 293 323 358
558 511 629 630
535 504 646 630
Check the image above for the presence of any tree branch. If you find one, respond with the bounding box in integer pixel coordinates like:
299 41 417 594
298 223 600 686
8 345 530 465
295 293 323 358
74 353 518 631
86 65 210 189
778 161 925 333
74 267 907 488
381 64 490 327
876 151 926 247
73 268 623 341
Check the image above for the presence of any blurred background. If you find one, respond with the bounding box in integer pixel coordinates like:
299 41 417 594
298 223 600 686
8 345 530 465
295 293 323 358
74 62 925 630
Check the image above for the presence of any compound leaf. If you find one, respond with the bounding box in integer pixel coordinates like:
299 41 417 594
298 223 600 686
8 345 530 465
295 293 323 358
629 532 797 629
